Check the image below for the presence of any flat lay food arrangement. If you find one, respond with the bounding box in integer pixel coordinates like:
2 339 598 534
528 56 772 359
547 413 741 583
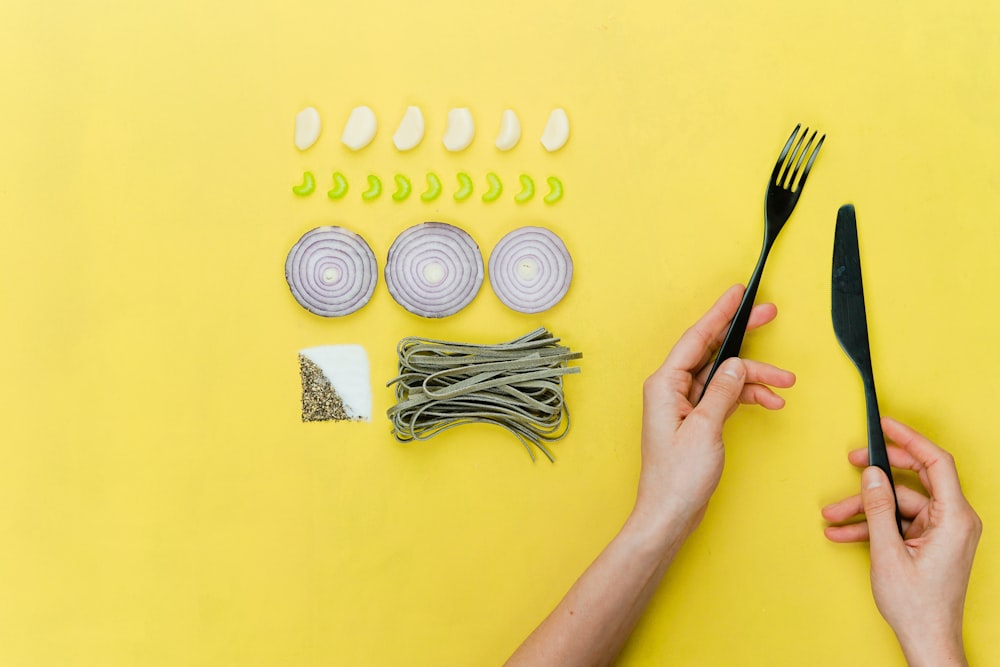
1 1 998 665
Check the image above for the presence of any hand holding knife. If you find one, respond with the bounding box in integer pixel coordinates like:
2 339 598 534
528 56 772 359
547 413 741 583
831 204 904 536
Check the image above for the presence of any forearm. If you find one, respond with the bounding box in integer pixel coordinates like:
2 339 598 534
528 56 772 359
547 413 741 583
506 509 693 667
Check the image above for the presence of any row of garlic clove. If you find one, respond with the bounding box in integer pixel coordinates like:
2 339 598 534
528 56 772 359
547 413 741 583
294 106 570 154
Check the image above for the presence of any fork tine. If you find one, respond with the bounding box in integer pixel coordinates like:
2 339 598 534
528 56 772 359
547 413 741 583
793 133 826 192
770 124 801 182
787 130 817 188
778 127 810 187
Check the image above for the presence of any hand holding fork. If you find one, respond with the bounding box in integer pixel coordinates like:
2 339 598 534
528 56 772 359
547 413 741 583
699 124 825 400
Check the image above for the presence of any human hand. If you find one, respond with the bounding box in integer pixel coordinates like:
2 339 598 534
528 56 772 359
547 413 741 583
505 285 794 667
822 417 982 667
633 285 796 540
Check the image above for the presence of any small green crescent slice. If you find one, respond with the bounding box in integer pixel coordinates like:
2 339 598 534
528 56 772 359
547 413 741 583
392 174 412 201
482 172 503 203
454 172 473 202
514 174 535 203
544 176 563 205
293 171 316 196
362 174 382 201
421 172 442 201
327 171 349 200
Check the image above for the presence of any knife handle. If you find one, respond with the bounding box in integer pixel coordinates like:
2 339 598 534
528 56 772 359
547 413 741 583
863 375 905 537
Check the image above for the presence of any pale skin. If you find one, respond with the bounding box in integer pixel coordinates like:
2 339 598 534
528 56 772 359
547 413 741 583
506 285 982 666
822 417 982 666
507 285 795 666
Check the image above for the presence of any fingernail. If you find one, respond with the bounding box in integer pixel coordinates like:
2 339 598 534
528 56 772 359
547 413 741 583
723 358 741 379
862 467 883 489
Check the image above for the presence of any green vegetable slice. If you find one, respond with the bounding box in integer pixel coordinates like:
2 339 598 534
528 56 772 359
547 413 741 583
544 176 563 204
327 171 349 199
454 172 473 201
392 174 412 201
362 174 382 201
482 172 503 203
421 172 442 201
292 171 316 196
514 174 534 203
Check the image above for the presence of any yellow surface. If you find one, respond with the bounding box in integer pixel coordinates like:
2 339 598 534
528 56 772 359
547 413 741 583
1 1 998 664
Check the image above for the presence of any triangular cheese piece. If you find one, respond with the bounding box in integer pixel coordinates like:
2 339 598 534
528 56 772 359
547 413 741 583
298 345 372 422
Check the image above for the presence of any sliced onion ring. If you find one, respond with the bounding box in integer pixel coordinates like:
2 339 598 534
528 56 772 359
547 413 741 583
489 226 573 314
285 226 378 317
385 222 484 318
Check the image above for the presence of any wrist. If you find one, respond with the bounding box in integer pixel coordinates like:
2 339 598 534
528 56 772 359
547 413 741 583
623 503 697 563
895 626 967 667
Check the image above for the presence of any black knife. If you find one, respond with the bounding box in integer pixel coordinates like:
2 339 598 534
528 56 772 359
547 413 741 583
831 204 903 536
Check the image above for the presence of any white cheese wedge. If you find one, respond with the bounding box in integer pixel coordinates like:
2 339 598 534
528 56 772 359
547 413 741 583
393 106 425 151
341 106 378 151
495 109 521 151
300 345 372 421
294 107 322 151
442 107 475 152
540 108 570 152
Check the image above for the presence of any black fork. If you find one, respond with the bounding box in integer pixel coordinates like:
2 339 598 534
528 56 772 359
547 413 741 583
699 124 825 400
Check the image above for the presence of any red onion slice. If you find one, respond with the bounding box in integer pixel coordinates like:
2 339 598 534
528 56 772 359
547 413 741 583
285 226 378 317
385 222 484 318
489 226 573 314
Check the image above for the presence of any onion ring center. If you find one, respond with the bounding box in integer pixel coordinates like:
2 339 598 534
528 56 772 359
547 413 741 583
516 259 538 280
422 261 446 285
321 266 342 284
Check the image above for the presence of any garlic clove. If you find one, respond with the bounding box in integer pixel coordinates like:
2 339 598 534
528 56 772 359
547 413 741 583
393 106 425 151
442 107 475 152
294 107 322 151
540 108 570 152
495 109 521 151
341 106 378 151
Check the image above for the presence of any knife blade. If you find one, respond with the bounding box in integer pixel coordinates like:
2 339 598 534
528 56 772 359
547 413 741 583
832 203 903 536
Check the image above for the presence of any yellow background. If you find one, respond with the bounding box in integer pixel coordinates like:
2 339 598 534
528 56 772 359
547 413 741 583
1 1 998 664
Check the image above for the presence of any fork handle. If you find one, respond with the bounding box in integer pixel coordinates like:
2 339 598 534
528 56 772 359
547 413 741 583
698 245 770 401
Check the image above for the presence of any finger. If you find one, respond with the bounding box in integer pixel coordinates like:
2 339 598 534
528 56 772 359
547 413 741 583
662 286 779 376
744 302 779 334
693 358 795 401
661 285 745 374
653 286 781 422
860 466 906 555
847 445 921 472
824 518 915 544
822 484 928 523
824 522 869 543
881 416 967 504
741 359 795 388
694 302 779 372
738 383 785 410
684 357 746 433
824 517 915 544
698 358 795 389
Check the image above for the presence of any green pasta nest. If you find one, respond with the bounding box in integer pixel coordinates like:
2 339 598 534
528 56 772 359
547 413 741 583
387 328 582 461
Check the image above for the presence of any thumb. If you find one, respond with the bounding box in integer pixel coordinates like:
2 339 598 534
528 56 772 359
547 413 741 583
861 466 904 555
695 357 746 424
